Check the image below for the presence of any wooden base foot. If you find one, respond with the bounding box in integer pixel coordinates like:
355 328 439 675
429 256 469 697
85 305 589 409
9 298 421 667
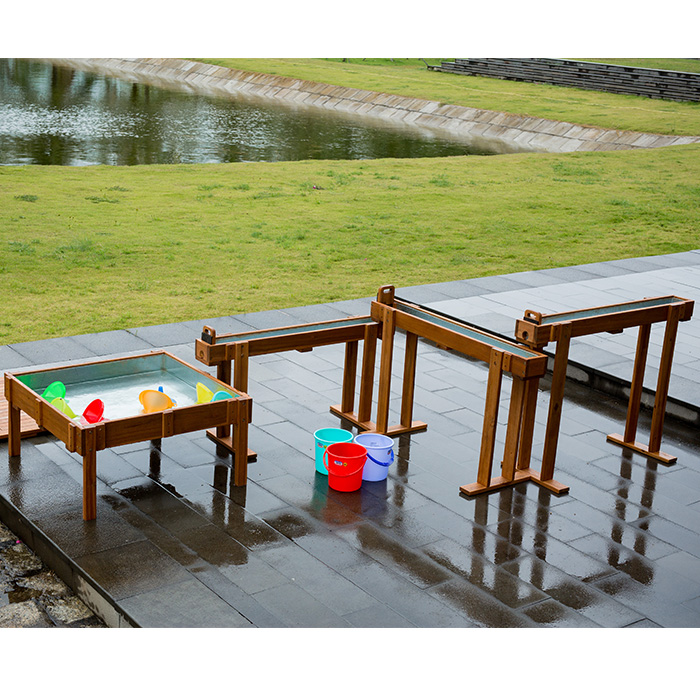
460 468 569 497
329 405 427 436
606 433 677 464
206 430 257 462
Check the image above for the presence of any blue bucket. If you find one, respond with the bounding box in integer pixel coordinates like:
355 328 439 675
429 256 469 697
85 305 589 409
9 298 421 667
313 427 353 475
354 432 394 481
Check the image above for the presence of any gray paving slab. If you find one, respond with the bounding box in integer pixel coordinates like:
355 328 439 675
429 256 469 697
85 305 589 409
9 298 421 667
5 336 98 368
67 330 154 357
126 322 194 347
0 344 31 372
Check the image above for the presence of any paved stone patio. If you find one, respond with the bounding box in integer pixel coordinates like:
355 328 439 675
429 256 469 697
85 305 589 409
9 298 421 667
1 250 699 628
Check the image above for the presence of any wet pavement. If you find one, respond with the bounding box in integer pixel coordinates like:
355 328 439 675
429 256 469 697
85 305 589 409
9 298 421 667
1 250 699 628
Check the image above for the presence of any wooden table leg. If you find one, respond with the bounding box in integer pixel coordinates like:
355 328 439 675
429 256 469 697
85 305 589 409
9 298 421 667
8 402 21 457
340 340 359 414
82 432 97 521
540 323 572 482
502 375 526 482
376 308 396 434
400 331 418 430
516 376 540 472
648 304 681 454
232 399 250 486
357 323 378 424
624 323 651 444
476 349 504 487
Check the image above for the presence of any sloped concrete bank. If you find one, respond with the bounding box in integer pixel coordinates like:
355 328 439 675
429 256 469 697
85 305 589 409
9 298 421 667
42 58 700 154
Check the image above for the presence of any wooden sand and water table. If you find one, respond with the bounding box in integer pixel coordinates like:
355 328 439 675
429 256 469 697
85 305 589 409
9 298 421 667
4 351 252 520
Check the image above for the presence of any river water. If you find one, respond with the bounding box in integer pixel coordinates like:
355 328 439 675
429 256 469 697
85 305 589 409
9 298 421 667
0 58 491 166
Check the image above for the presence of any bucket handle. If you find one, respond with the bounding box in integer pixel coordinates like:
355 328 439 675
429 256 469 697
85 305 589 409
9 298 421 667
366 449 394 467
323 449 367 477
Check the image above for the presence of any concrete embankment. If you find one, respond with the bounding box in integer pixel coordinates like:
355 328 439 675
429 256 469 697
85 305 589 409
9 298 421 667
42 58 700 155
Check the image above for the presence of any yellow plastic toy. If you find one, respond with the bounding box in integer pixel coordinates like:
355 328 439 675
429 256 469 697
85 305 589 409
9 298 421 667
51 396 77 419
196 382 214 404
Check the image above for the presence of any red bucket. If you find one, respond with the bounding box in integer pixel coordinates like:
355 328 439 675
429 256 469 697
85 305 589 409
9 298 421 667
323 442 367 492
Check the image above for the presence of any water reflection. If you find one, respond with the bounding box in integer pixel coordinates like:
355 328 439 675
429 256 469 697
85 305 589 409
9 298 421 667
0 58 487 166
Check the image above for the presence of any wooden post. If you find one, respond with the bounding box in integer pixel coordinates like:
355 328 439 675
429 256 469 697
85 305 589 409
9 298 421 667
376 307 396 435
540 322 572 482
400 331 418 429
8 403 21 457
516 377 540 472
232 399 250 486
82 428 98 521
623 323 651 443
340 341 359 414
502 376 526 481
357 323 378 424
476 348 505 487
648 304 682 454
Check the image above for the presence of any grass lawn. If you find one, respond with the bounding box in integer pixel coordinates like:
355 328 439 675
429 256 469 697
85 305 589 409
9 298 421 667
3 143 700 343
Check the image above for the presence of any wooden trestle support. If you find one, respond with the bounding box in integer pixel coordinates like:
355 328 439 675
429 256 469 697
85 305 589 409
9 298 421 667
515 295 694 472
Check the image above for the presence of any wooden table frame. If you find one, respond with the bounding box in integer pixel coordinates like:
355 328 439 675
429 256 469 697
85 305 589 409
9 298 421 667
368 286 565 496
4 351 252 521
195 316 382 456
514 295 694 472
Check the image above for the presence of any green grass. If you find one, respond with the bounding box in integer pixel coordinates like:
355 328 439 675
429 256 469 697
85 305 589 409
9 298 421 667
193 58 700 137
3 144 700 343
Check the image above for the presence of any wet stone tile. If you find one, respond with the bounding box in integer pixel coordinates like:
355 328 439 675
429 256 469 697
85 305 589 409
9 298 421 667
122 577 254 628
177 524 289 596
75 540 193 601
252 582 351 628
429 578 533 628
0 444 68 487
422 537 546 609
632 515 700 558
335 521 452 589
263 507 329 541
3 472 86 522
569 532 678 580
515 528 616 582
487 493 593 544
186 493 287 550
500 554 641 626
343 603 416 628
653 550 700 585
100 497 202 569
550 499 634 540
624 618 662 628
341 559 474 628
520 599 599 627
175 523 250 567
153 434 216 469
114 477 211 534
33 507 147 560
188 563 287 627
258 543 376 616
294 530 375 573
593 572 700 628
